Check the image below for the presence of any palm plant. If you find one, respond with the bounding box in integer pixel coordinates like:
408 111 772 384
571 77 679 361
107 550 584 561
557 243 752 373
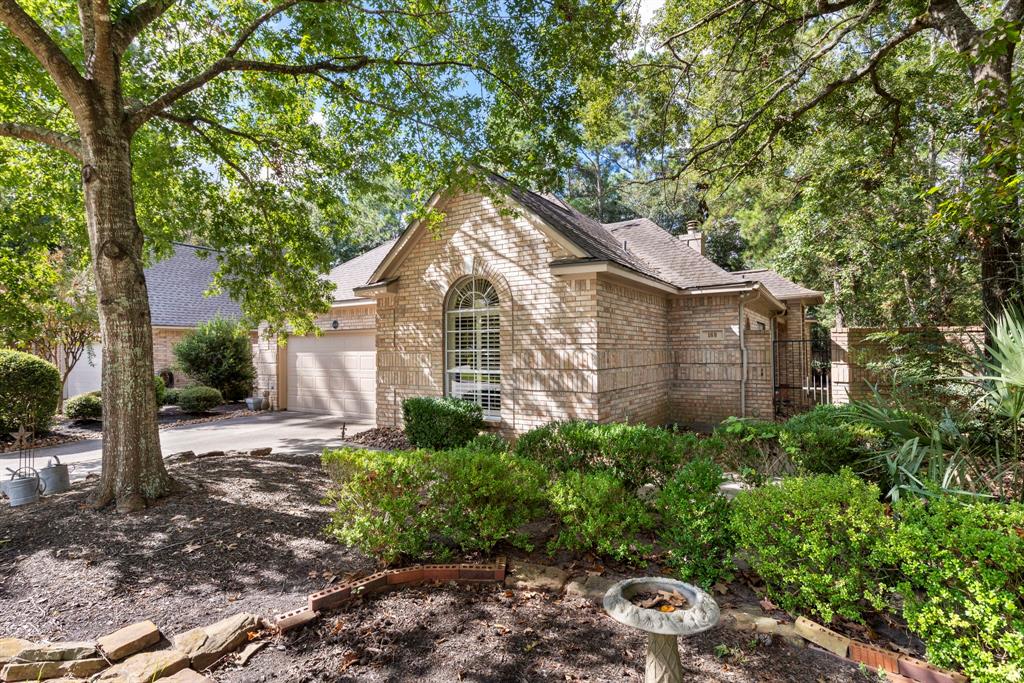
849 308 1024 502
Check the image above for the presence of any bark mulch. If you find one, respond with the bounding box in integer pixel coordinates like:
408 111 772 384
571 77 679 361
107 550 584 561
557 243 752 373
0 452 862 682
342 426 412 451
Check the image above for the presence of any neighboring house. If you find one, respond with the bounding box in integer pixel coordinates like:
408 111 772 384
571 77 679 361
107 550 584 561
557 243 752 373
254 174 824 433
63 244 243 398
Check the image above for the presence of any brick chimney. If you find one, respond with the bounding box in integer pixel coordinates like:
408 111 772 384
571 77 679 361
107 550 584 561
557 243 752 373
681 219 704 255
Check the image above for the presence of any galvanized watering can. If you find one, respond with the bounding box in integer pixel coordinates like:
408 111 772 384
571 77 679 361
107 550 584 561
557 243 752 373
3 474 42 507
39 456 70 495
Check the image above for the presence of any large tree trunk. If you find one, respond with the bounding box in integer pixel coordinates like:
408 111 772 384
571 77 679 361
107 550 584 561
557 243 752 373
81 126 173 512
972 55 1022 337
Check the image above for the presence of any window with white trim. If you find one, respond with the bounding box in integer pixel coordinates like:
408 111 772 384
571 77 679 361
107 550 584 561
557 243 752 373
444 277 501 420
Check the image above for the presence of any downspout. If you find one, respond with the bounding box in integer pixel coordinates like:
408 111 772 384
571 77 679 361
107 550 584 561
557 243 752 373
738 295 748 418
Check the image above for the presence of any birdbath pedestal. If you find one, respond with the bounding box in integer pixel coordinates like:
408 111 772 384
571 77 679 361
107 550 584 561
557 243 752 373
603 577 720 683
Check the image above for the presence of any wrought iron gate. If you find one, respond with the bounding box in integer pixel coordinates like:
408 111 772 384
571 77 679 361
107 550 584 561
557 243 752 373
773 327 832 417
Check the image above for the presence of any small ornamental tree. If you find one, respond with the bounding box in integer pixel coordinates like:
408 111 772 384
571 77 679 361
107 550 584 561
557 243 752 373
173 318 255 401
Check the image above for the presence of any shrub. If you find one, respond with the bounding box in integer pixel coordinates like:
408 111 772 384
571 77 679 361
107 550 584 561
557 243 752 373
153 374 167 406
322 444 548 562
731 470 892 622
778 404 878 474
163 388 181 406
463 432 509 454
177 385 223 413
0 349 61 433
892 498 1024 682
513 420 695 489
65 392 103 420
657 458 735 587
323 448 432 564
547 470 653 564
712 406 877 477
430 447 548 553
173 317 255 401
402 396 484 449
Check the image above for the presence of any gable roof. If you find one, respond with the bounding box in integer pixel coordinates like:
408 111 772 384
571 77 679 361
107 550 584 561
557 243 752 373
327 239 397 302
145 244 243 327
735 268 824 303
344 172 814 308
603 218 745 290
487 174 661 280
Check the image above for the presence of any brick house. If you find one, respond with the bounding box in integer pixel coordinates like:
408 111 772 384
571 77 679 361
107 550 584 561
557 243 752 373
64 243 243 397
255 175 823 432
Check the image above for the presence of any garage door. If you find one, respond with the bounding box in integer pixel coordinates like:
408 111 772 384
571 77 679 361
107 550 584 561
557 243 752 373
286 331 376 420
64 343 103 398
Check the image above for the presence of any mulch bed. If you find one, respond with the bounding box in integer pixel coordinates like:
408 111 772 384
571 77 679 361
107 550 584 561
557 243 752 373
343 426 412 451
0 452 862 682
0 403 255 454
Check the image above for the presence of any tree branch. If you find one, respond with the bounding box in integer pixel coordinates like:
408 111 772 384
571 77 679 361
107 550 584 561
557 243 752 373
111 0 177 55
0 0 89 109
0 122 83 159
926 0 979 52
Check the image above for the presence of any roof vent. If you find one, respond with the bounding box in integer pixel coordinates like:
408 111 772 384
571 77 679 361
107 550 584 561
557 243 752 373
681 220 704 256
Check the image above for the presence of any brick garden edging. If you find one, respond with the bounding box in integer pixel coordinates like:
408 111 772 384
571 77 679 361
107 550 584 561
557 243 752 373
271 557 507 634
274 558 967 683
785 616 967 683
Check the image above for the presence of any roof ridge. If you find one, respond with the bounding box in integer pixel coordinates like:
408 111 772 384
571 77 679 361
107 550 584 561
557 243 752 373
170 241 223 254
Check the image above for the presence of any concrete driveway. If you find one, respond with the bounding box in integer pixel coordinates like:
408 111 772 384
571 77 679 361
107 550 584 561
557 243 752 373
1 411 373 482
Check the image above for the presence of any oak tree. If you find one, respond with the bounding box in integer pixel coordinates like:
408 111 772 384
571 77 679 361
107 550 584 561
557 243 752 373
0 0 627 510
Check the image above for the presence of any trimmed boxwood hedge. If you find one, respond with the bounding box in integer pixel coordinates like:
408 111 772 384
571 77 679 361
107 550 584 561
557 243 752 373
402 396 484 449
0 349 61 432
177 385 223 413
65 392 103 420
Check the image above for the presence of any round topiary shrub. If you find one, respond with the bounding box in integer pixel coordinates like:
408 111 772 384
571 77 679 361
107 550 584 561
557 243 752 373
65 392 103 421
177 385 223 413
0 349 61 433
173 318 256 401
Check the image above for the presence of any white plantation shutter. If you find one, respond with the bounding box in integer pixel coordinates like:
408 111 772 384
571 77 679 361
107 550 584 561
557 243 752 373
445 278 501 419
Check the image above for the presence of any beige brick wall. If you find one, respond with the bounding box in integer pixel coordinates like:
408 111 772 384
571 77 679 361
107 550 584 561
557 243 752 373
373 191 600 433
595 278 673 425
152 327 192 387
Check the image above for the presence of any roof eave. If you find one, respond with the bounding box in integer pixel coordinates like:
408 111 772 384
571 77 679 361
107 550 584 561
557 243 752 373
550 259 679 294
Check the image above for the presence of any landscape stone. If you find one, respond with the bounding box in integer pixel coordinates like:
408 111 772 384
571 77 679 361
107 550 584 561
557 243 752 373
0 657 105 681
248 447 272 457
794 616 850 657
504 562 569 593
173 613 260 670
93 649 189 683
0 640 32 666
564 574 616 602
11 641 96 662
98 621 162 661
161 669 215 683
195 450 224 458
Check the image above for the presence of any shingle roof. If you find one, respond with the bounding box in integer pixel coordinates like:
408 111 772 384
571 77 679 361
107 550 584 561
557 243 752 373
327 239 397 302
145 244 243 327
344 172 818 303
486 173 662 280
735 268 824 302
603 218 746 289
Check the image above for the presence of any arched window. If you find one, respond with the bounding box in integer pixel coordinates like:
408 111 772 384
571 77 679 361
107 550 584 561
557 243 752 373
445 277 501 420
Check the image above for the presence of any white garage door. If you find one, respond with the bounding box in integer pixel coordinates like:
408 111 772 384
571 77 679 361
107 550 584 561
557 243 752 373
286 331 376 420
64 343 103 398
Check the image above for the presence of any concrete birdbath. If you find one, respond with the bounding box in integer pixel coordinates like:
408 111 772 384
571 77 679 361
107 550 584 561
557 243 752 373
603 577 720 683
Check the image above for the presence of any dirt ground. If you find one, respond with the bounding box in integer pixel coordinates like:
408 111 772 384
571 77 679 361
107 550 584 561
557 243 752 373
0 452 863 682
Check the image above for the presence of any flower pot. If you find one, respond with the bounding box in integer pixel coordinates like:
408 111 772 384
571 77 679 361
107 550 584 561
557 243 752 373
245 397 264 411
